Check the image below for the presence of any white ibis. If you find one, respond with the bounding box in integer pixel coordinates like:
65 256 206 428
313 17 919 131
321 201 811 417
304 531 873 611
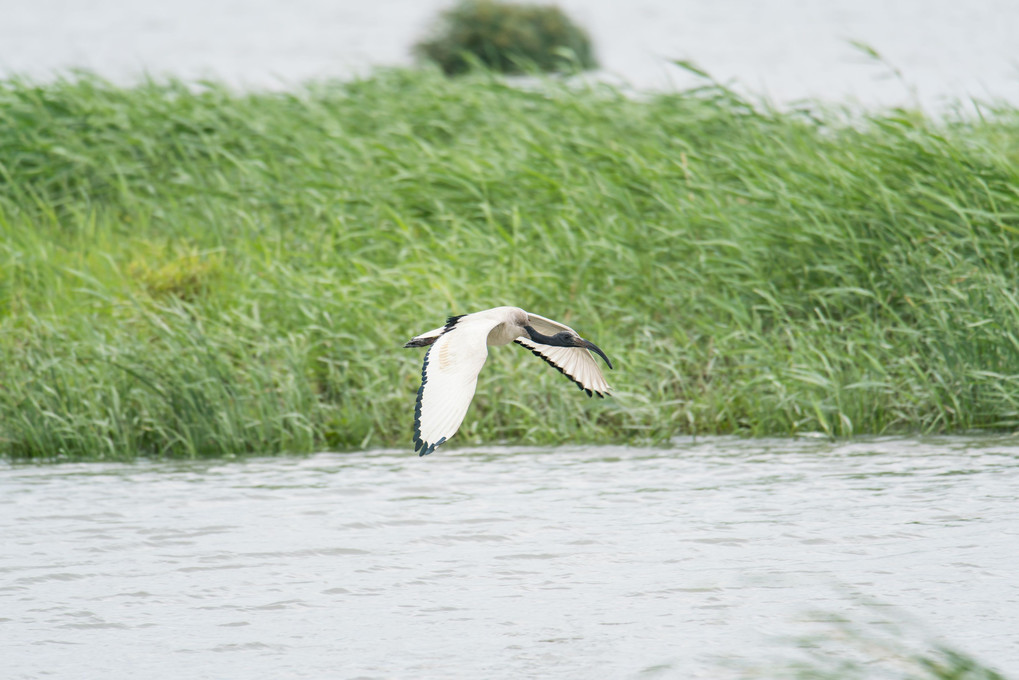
404 306 613 456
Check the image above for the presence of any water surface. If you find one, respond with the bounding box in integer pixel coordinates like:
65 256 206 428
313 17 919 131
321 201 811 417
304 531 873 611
2 0 1017 109
2 437 1018 678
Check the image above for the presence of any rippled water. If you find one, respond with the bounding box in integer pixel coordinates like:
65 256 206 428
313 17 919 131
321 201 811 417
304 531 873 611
3 437 1018 679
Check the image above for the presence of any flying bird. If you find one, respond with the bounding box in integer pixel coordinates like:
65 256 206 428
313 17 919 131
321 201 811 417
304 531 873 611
404 306 613 456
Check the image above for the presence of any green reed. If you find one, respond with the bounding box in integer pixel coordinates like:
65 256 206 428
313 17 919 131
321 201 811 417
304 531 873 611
2 70 1018 459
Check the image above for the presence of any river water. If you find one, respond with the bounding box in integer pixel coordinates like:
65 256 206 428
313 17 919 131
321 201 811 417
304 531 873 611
2 437 1017 679
2 0 1018 109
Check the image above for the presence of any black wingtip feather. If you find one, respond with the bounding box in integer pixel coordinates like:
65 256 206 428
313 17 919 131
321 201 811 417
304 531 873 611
418 436 446 457
412 347 431 453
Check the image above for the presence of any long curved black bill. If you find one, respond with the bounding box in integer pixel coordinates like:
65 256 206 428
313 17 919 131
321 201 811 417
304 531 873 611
581 339 613 369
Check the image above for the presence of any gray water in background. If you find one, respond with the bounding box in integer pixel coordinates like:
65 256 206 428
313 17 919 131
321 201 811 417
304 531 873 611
2 0 1018 109
2 437 1018 679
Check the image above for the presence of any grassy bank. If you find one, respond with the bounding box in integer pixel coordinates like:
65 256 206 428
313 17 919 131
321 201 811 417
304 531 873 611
2 70 1019 459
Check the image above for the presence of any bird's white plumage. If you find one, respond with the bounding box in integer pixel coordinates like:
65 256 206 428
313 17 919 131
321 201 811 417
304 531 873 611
408 306 611 456
413 315 501 456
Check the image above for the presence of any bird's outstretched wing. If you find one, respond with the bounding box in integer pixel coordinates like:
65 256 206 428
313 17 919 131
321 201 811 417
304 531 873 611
404 324 447 348
517 312 611 397
514 338 611 397
413 316 498 456
525 311 577 336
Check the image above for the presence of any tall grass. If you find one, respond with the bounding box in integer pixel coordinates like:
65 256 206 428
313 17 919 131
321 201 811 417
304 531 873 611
2 70 1019 459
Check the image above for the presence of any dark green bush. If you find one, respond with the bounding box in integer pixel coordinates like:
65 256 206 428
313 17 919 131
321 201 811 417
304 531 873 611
414 0 597 75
